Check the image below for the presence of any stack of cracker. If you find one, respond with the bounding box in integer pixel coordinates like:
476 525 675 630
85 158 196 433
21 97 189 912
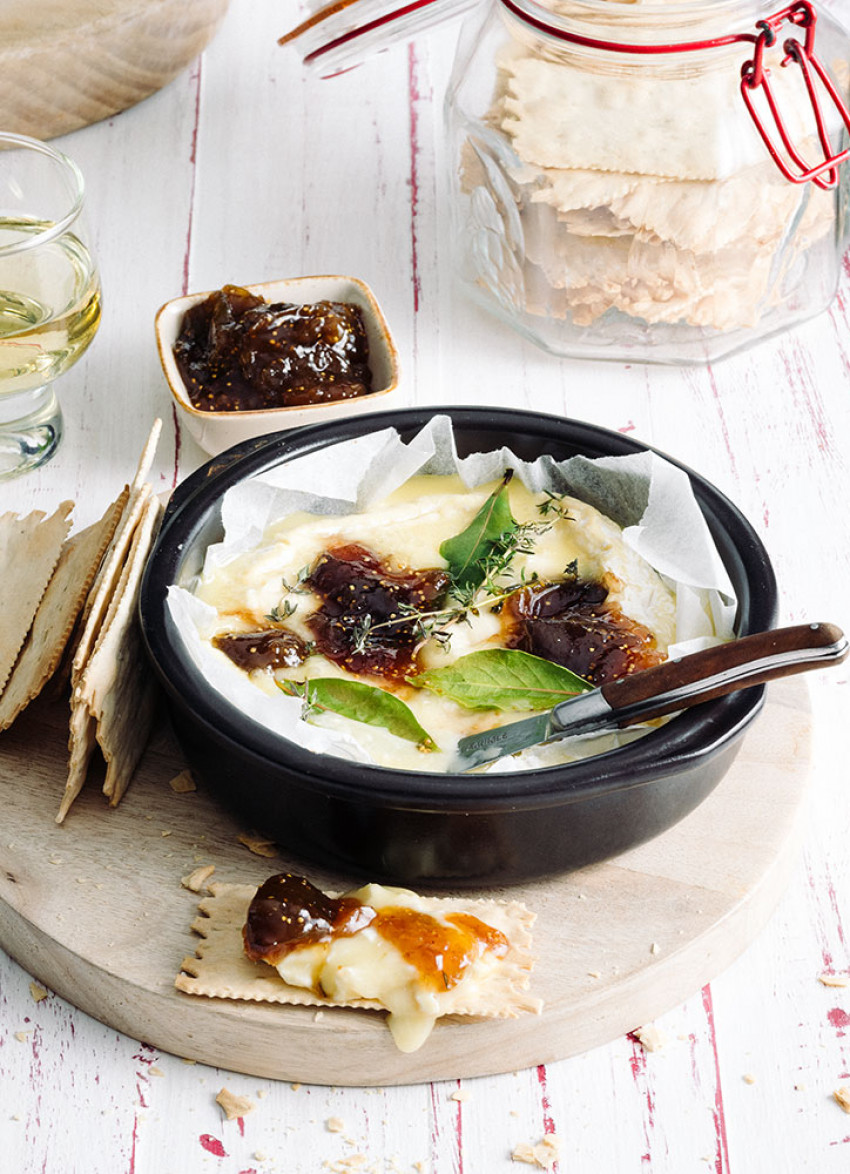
0 421 165 822
461 31 837 331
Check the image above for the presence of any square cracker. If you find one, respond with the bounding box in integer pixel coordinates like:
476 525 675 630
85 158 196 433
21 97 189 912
69 417 161 693
0 494 127 731
500 50 814 181
176 882 542 1020
93 495 164 806
0 501 73 693
57 492 163 821
69 483 151 692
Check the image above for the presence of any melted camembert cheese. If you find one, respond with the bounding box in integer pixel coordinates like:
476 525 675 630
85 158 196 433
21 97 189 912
244 873 510 1052
195 475 677 770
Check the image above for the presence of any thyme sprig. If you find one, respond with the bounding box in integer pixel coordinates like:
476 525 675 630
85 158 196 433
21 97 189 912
264 565 312 624
537 490 574 521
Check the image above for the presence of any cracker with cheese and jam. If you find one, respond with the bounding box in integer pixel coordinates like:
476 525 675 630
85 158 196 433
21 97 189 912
177 873 541 1052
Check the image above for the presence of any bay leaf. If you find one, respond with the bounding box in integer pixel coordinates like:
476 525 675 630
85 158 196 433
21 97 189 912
277 678 438 751
439 472 517 592
408 648 592 711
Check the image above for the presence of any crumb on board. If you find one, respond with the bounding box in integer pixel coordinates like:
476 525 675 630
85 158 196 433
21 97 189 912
216 1087 256 1120
169 769 196 793
511 1134 561 1169
29 982 48 1003
819 974 850 988
237 831 278 857
14 1032 29 1043
326 1116 346 1133
449 1088 471 1102
650 942 661 955
743 1073 756 1085
634 1024 667 1052
834 1087 850 1114
181 864 216 893
150 1066 164 1078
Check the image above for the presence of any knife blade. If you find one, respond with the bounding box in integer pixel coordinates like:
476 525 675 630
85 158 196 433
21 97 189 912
451 621 848 772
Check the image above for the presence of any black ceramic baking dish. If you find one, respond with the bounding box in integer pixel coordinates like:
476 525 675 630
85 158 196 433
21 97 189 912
138 407 777 887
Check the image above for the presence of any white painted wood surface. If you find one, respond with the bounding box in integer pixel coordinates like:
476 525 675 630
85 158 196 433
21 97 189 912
1 0 849 1169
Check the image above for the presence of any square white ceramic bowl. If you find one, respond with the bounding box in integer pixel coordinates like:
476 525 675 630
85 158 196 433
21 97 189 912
155 275 400 455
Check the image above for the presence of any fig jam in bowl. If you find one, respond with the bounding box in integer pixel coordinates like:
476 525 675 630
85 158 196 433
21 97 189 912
139 407 777 887
155 275 399 456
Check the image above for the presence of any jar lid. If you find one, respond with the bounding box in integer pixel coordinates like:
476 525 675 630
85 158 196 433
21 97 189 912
278 0 471 75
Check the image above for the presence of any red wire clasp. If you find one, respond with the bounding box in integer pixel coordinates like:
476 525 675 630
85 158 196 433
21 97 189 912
740 2 850 189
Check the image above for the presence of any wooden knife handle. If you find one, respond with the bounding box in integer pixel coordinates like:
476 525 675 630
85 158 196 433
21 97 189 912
599 622 847 722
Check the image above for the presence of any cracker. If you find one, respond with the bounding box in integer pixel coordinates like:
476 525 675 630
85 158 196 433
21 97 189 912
511 1134 560 1169
216 1088 255 1120
132 418 162 492
500 50 813 181
634 1024 667 1052
57 700 98 824
69 416 161 692
176 882 542 1021
608 164 806 255
49 488 130 697
237 831 278 858
69 483 151 691
0 501 73 693
520 202 784 331
182 864 215 892
57 493 163 821
86 494 164 805
529 167 649 215
169 769 196 793
0 496 126 731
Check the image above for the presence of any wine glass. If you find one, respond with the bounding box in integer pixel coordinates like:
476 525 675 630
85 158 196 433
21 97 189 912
0 132 101 479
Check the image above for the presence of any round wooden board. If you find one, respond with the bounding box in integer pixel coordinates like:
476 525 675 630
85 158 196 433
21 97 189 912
0 0 230 141
0 681 810 1087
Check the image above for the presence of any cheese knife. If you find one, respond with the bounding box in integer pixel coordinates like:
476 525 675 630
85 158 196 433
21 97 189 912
451 622 848 772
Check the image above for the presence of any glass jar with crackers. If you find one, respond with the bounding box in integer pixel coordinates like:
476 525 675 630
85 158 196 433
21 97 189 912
447 0 850 362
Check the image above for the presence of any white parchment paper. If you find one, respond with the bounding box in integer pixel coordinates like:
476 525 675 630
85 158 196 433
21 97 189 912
167 415 737 769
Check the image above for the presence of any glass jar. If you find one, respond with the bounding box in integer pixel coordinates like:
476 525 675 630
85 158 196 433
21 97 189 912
286 0 850 363
446 0 850 362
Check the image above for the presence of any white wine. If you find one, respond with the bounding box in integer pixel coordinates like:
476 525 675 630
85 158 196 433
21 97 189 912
0 217 101 398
